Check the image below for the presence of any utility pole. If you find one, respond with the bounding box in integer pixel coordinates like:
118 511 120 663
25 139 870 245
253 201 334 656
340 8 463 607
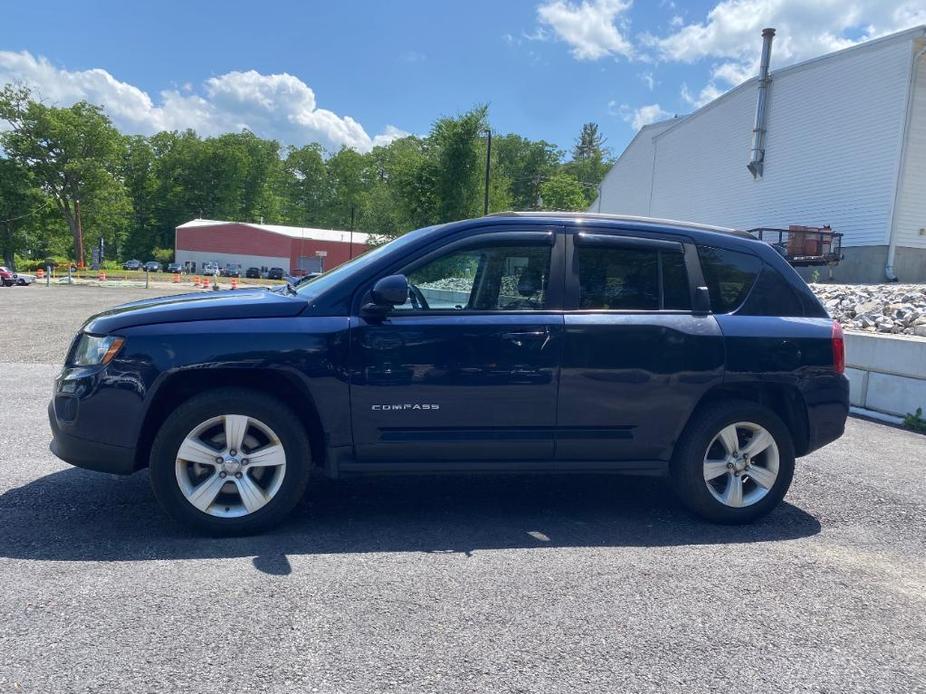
483 128 492 216
349 204 355 259
75 198 85 268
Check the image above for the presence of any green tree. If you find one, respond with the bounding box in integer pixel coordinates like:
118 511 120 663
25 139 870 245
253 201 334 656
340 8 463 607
0 157 50 267
539 172 587 211
493 134 562 210
425 106 489 223
563 122 611 207
280 143 328 226
325 147 367 229
0 84 129 264
572 122 605 161
121 135 159 259
375 135 433 232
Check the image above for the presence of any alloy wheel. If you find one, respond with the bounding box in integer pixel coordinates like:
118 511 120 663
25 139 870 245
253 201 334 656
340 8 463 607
702 421 779 508
175 414 287 517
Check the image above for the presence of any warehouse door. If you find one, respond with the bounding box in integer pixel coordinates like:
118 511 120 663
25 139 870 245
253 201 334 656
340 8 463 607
297 256 323 273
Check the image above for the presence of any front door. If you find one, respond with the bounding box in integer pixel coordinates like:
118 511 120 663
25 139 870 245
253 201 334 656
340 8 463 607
350 228 564 462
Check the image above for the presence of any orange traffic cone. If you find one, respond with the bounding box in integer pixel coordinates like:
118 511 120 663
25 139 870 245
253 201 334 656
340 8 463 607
97 270 107 281
231 277 238 289
172 272 181 283
36 268 45 279
193 275 201 287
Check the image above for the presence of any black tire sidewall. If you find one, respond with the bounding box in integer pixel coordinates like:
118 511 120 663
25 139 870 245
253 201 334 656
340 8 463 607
670 400 796 523
149 388 311 535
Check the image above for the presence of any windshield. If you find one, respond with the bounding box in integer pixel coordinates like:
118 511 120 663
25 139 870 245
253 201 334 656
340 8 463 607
294 224 444 300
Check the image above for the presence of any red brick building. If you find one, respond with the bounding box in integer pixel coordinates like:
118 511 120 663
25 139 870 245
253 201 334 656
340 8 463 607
175 219 370 275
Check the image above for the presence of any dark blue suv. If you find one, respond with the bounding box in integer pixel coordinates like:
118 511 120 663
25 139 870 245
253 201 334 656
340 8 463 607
49 213 849 534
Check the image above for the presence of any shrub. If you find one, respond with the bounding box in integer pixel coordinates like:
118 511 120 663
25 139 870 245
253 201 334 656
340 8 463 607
903 408 926 434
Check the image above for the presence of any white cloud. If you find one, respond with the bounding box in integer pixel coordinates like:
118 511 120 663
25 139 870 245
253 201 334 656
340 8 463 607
680 81 725 108
537 0 634 60
372 125 412 148
613 101 673 130
0 50 405 153
646 0 926 108
639 70 656 90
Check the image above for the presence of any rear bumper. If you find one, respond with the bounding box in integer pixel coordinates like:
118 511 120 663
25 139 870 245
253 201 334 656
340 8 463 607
48 401 137 475
803 374 850 455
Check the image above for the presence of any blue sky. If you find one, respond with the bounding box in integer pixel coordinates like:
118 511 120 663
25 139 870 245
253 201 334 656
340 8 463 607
1 0 923 157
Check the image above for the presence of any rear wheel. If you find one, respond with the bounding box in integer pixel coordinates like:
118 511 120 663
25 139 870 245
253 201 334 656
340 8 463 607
149 388 311 535
670 400 795 523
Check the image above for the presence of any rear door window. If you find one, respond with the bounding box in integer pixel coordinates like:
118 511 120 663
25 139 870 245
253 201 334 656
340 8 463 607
576 245 691 311
697 246 762 313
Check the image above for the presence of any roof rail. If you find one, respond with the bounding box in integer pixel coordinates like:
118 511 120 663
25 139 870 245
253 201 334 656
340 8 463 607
484 211 755 238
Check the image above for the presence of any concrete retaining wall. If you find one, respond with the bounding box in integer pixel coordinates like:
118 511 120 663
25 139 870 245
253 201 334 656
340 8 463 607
844 332 926 417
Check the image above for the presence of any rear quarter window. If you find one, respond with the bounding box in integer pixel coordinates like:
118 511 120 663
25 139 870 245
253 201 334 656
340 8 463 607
697 246 762 313
739 265 805 317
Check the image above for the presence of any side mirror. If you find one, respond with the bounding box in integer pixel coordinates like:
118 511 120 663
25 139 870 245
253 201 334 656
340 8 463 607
372 274 409 306
362 274 409 318
693 286 711 315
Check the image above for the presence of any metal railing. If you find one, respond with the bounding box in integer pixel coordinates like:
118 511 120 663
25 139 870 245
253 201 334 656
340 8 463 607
748 225 843 267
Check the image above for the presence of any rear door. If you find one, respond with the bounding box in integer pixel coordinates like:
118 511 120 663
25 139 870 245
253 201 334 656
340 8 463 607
350 226 565 462
556 227 725 462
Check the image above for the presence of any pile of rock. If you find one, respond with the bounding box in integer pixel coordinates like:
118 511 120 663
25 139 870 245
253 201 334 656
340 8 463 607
809 283 926 337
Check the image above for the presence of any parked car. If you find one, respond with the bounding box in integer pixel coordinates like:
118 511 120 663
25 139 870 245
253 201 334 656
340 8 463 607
245 267 261 279
221 263 241 278
289 272 322 288
143 261 162 272
201 262 220 276
0 267 34 286
48 213 849 535
122 259 142 271
267 266 285 280
166 263 183 274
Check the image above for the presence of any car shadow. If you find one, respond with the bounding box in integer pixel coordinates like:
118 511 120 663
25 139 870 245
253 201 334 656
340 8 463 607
0 468 821 571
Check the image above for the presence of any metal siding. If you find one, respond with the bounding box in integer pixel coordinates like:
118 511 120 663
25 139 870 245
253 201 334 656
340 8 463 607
601 36 917 248
895 48 926 249
176 222 367 273
288 237 365 273
174 250 291 271
176 224 292 256
592 121 675 214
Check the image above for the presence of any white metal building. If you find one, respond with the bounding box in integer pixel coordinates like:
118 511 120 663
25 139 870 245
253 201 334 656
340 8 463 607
593 26 926 283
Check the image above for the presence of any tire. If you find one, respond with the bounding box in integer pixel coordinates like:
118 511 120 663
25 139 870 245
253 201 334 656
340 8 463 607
149 388 311 535
669 399 795 524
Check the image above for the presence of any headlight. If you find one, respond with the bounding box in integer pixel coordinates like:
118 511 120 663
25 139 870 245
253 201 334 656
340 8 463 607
71 334 124 366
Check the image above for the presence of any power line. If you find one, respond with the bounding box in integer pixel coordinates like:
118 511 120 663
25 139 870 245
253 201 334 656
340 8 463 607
0 198 52 224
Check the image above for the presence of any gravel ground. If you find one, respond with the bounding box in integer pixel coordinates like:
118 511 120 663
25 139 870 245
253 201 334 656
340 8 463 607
0 286 924 693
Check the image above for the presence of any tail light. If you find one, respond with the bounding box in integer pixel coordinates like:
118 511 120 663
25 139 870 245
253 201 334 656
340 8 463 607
832 320 845 374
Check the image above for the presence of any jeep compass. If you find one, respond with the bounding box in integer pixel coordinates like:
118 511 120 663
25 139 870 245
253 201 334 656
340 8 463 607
49 213 849 534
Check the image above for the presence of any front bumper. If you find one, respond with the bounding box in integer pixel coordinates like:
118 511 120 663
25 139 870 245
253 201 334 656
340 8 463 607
48 401 137 474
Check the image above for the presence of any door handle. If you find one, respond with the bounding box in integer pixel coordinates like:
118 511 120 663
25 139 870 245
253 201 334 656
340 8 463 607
502 328 551 350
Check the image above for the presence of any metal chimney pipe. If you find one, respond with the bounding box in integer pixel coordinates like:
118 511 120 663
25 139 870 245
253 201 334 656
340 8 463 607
747 27 775 178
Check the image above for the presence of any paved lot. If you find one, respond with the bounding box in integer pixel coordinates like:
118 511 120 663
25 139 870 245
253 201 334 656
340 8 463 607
1 286 924 693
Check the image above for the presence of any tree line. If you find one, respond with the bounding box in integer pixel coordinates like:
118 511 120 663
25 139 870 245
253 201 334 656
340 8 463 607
0 83 611 269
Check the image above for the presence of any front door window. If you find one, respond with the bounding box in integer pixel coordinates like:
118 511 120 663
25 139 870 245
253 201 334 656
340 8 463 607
395 244 551 311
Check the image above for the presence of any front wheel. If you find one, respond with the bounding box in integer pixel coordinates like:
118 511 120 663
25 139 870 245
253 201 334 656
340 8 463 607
670 400 795 523
149 388 311 535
